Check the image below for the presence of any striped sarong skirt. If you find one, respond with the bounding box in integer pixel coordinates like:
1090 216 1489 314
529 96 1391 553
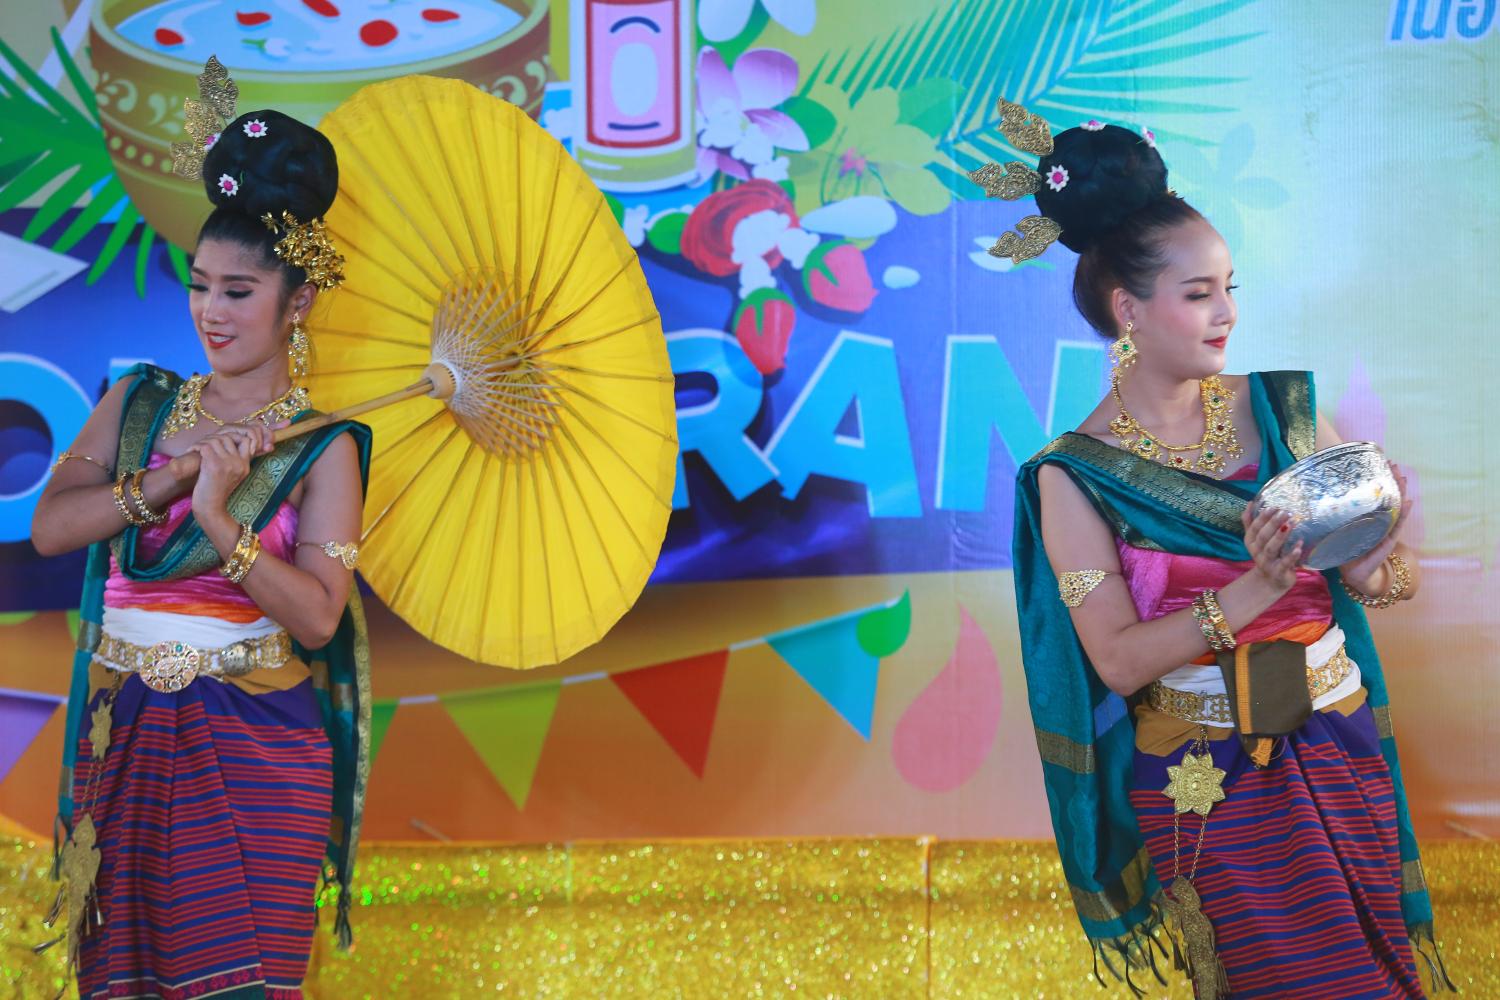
1130 701 1426 999
73 674 332 1000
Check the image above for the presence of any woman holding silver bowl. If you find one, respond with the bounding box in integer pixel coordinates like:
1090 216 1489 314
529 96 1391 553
983 104 1448 997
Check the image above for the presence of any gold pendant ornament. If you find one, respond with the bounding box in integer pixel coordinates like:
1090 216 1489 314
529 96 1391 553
1163 750 1227 816
161 374 309 438
1109 372 1241 479
52 813 102 972
1165 875 1230 1000
1161 729 1231 999
88 702 114 760
161 373 209 439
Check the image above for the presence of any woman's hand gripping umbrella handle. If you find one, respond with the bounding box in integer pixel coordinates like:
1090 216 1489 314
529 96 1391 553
165 362 458 482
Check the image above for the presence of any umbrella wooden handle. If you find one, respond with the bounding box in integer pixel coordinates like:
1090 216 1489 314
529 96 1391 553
170 362 457 477
271 362 456 442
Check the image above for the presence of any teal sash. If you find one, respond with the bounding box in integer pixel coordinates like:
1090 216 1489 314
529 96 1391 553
56 364 374 946
1012 371 1438 981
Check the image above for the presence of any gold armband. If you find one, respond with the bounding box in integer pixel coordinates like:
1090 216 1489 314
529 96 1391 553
297 540 360 570
1058 570 1109 608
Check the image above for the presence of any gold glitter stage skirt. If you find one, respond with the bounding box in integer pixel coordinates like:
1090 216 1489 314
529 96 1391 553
4 837 1494 997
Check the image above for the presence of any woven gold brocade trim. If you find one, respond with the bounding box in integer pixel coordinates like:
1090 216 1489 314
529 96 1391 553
1034 728 1096 774
1373 704 1395 740
1146 645 1355 727
1403 859 1429 895
1147 684 1236 727
347 587 372 865
1033 433 1247 534
1068 846 1154 924
75 619 102 654
1268 371 1317 461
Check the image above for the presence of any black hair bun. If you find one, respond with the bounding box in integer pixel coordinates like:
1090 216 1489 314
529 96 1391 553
201 109 338 221
1033 124 1168 253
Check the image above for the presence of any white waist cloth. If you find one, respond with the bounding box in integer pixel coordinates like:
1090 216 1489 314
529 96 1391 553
1157 625 1362 715
96 606 282 672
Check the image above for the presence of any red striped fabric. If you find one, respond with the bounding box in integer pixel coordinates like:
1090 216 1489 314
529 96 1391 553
73 676 331 1000
1131 704 1425 999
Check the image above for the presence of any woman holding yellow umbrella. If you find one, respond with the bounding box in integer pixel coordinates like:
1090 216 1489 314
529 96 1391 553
31 57 676 998
33 76 369 996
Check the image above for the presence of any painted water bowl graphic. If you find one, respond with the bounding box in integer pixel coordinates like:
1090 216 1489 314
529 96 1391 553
91 0 549 249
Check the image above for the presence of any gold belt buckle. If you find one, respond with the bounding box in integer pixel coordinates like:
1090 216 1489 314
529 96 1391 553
140 640 201 693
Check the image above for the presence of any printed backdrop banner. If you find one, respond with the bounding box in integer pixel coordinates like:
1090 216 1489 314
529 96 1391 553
1 1 1496 843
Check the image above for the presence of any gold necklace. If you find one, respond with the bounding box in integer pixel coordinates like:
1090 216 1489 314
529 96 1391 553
162 374 309 438
1108 374 1241 477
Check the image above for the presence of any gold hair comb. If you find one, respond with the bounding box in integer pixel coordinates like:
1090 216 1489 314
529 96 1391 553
171 56 239 179
262 211 346 290
996 98 1054 156
967 98 1064 264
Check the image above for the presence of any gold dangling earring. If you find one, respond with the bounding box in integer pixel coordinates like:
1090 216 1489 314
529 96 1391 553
1109 320 1139 375
288 314 310 381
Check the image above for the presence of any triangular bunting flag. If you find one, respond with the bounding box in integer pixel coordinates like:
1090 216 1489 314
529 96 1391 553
611 650 729 777
767 612 882 740
368 700 398 769
0 690 61 785
440 682 561 810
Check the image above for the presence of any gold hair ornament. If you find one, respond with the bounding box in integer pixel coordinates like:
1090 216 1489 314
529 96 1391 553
965 98 1065 265
997 98 1054 156
170 56 239 179
966 98 1158 266
262 211 346 291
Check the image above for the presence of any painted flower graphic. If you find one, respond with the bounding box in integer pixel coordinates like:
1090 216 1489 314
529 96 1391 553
217 174 239 196
787 84 951 217
1045 165 1069 192
696 48 809 183
1082 119 1105 131
242 119 269 139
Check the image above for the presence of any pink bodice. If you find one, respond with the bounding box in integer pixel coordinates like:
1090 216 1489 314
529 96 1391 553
1114 464 1332 643
104 453 298 621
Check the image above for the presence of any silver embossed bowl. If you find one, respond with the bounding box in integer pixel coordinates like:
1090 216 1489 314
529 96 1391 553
1251 442 1401 570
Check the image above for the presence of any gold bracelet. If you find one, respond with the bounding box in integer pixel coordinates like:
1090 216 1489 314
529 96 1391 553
1191 589 1236 651
1342 554 1411 610
219 521 262 584
53 450 112 476
127 468 168 524
112 474 147 526
296 540 360 570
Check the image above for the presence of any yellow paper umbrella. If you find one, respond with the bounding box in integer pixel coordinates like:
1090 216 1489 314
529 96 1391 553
306 76 677 669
